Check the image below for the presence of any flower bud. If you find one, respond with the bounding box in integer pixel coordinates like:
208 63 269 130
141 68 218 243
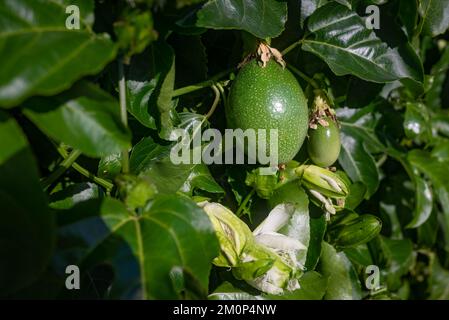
296 165 349 198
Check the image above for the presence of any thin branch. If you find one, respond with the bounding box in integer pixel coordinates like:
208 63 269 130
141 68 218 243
205 85 221 120
41 149 82 190
57 147 114 191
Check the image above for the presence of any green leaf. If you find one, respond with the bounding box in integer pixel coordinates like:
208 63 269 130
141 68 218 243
126 42 177 138
338 128 380 197
303 2 423 83
379 237 414 291
129 136 172 175
429 254 449 299
130 136 206 195
0 0 117 107
58 195 218 299
344 244 373 268
408 149 449 249
196 0 287 39
300 0 352 27
404 102 431 143
24 82 131 158
210 271 328 300
338 106 385 154
127 77 157 129
398 0 418 39
406 177 433 228
337 105 385 198
417 210 438 247
419 0 449 36
209 282 260 300
305 209 327 271
180 164 224 195
319 242 362 300
265 271 328 300
0 110 55 296
427 46 449 110
49 182 102 210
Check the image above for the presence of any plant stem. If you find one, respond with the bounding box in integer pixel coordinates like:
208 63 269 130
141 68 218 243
205 85 221 120
282 39 304 56
57 147 114 191
172 68 234 97
287 64 319 89
118 58 130 174
41 149 82 190
236 189 255 217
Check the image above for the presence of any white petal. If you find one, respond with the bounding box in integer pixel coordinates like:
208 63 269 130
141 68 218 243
253 204 294 235
255 232 307 251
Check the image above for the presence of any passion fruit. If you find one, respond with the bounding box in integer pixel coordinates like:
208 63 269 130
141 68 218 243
226 60 308 164
307 116 341 167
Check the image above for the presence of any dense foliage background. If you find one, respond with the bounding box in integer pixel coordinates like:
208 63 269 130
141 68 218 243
1 0 449 300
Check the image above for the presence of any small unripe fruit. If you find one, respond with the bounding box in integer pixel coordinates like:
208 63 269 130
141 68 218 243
307 117 341 167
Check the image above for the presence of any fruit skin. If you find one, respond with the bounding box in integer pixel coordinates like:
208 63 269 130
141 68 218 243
226 60 308 164
307 117 341 167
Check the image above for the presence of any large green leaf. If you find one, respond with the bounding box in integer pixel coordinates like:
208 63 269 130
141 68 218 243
196 0 287 39
419 0 449 36
0 0 117 107
58 195 218 299
0 110 55 296
319 242 362 300
303 2 423 83
24 82 131 158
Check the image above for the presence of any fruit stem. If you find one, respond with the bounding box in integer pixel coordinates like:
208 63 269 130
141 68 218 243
56 146 114 191
172 68 234 97
118 58 130 174
41 149 82 190
205 85 221 120
287 65 319 89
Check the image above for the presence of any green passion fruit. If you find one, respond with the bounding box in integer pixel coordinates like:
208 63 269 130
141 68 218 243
307 116 341 167
226 60 308 164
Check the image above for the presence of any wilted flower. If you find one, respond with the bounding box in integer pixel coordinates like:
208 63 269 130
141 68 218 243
295 165 349 219
199 202 252 267
200 201 307 295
